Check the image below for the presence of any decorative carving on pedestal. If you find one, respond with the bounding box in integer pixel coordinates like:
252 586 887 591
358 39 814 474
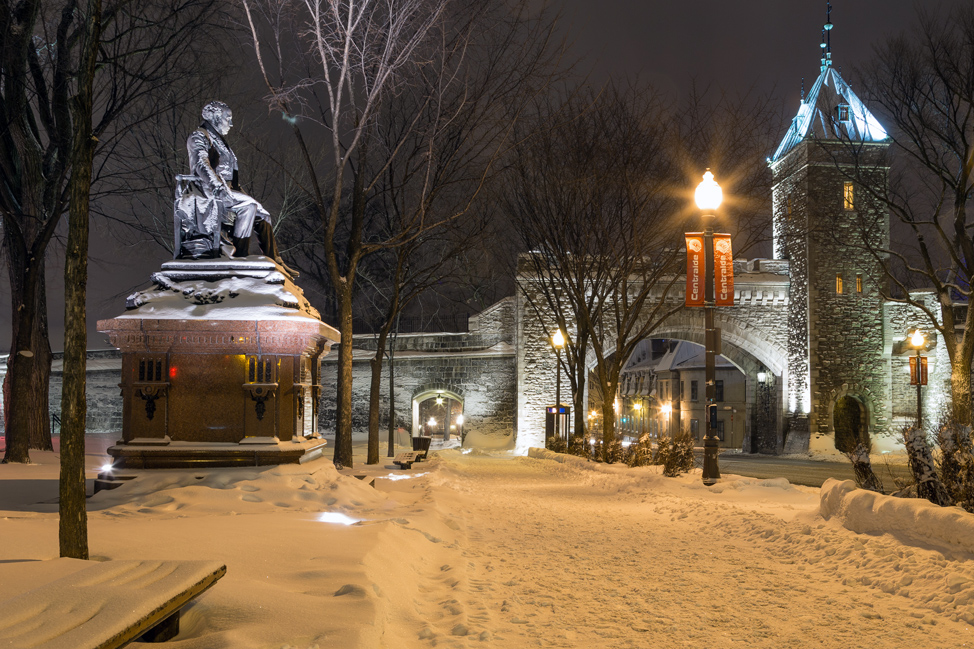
243 383 277 421
135 383 169 420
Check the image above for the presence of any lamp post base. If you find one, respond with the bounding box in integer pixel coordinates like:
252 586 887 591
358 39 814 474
702 436 721 486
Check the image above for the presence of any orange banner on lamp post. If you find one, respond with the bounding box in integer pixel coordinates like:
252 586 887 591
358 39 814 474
685 234 704 307
714 233 735 306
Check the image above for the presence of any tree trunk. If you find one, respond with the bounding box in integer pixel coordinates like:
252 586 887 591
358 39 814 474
600 394 616 461
387 331 397 457
366 327 390 464
951 348 973 426
573 361 586 440
3 266 53 463
59 0 101 559
333 284 355 468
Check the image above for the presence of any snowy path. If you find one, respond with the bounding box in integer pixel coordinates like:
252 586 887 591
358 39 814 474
415 452 974 648
2 449 974 648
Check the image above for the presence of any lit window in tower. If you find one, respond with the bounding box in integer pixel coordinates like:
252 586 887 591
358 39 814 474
843 182 854 210
836 274 843 294
856 274 862 293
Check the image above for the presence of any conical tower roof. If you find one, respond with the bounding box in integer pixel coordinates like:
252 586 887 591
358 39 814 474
771 64 887 164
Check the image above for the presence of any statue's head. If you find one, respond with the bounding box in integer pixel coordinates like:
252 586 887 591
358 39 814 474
202 101 232 136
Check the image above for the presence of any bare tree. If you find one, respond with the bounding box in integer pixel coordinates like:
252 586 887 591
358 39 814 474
841 5 974 424
507 84 686 459
0 0 226 463
240 0 560 466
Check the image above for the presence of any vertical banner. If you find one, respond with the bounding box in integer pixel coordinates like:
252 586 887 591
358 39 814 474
714 233 735 306
685 234 704 307
910 356 928 385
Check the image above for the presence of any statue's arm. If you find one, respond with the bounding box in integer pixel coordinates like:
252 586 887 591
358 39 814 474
188 130 230 197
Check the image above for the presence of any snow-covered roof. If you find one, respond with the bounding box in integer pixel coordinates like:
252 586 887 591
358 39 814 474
771 64 887 164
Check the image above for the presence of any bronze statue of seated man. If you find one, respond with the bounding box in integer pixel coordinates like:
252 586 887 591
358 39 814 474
174 101 297 277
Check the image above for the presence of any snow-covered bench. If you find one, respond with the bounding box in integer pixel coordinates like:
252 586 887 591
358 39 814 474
0 558 226 648
393 451 423 469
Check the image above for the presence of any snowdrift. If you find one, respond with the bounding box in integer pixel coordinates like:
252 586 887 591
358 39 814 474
820 478 974 554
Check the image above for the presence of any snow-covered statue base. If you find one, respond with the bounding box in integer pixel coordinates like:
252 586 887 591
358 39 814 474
97 257 339 469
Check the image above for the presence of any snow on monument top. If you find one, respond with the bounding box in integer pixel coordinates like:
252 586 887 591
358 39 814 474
121 257 323 323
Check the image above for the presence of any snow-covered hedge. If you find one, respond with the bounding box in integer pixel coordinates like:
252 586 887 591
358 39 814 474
820 478 974 553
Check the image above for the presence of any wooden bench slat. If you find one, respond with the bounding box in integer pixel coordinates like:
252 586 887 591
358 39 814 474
0 559 226 649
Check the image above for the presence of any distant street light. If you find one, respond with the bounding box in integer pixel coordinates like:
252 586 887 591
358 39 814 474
910 330 926 427
694 170 724 486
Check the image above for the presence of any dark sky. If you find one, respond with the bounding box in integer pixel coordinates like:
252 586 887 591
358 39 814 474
0 0 956 353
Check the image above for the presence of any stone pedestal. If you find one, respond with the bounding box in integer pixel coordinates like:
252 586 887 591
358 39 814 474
98 257 339 468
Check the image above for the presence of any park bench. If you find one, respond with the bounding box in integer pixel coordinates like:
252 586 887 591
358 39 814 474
0 558 226 648
393 451 423 469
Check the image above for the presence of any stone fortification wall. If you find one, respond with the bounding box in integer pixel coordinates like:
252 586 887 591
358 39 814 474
318 297 517 444
885 293 952 431
46 350 125 436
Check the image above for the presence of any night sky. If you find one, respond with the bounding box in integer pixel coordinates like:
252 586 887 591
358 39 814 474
0 0 957 352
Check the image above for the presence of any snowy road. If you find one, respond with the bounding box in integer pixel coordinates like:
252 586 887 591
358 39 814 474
415 451 974 648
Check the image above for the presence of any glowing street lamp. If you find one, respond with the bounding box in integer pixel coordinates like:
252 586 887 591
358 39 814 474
910 330 926 427
695 170 724 486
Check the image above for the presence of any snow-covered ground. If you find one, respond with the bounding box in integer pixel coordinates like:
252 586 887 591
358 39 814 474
1 444 973 648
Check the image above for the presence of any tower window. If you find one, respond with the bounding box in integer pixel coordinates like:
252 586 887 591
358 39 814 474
856 274 863 293
787 196 792 216
843 182 854 210
837 104 851 122
836 274 844 294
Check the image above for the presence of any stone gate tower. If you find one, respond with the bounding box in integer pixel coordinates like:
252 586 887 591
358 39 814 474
769 39 892 450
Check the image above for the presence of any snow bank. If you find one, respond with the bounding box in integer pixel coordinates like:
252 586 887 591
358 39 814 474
820 478 974 553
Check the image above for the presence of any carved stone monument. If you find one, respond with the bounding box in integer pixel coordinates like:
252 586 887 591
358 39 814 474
98 251 338 468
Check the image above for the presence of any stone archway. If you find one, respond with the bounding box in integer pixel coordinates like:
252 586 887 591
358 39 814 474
580 320 789 454
411 388 464 439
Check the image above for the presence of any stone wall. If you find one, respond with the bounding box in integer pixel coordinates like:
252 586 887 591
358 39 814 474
885 292 951 431
47 351 125 435
318 297 517 446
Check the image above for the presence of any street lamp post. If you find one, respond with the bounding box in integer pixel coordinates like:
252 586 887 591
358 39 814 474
695 170 723 486
552 330 566 445
910 330 925 427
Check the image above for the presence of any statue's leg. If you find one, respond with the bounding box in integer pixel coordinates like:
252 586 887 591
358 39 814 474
232 202 257 239
254 219 280 261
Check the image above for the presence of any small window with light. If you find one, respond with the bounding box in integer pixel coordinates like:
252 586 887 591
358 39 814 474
837 104 851 122
843 182 854 210
836 274 844 294
856 274 863 293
